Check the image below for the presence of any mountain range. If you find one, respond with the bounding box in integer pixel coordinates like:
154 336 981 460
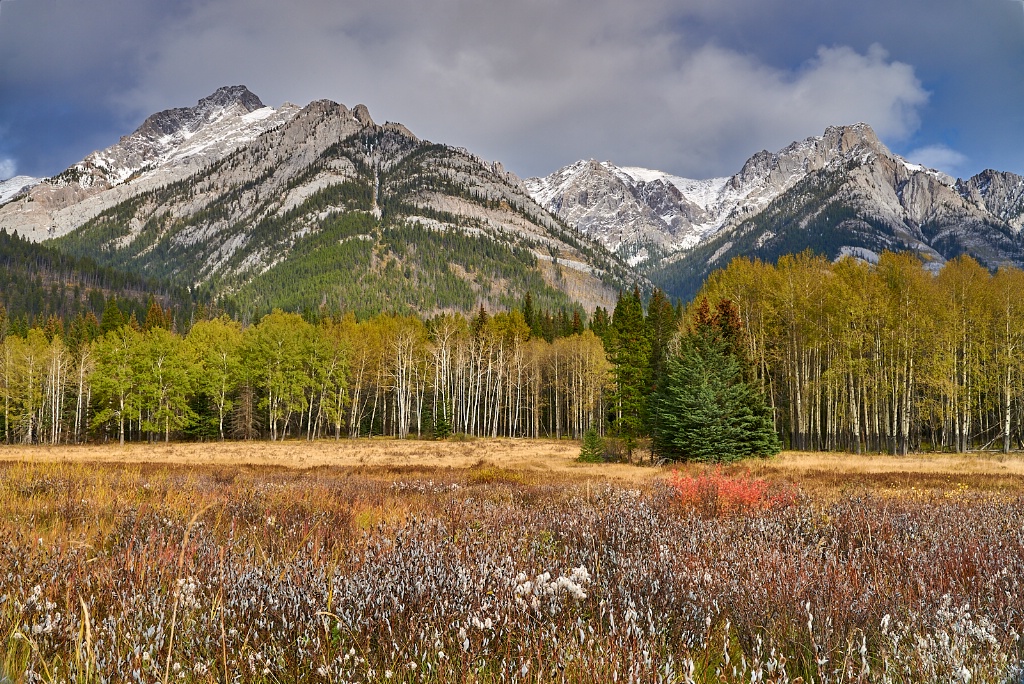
0 87 633 318
5 86 1024 315
528 124 1024 300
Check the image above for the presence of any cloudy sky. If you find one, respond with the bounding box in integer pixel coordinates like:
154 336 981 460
1 0 1022 182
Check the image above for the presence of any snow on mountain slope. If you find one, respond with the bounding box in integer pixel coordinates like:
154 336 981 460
0 86 300 240
528 123 961 271
49 95 635 314
71 86 296 187
618 167 729 213
524 160 720 267
0 176 41 205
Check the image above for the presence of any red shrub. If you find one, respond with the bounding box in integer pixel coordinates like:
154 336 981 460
667 467 796 515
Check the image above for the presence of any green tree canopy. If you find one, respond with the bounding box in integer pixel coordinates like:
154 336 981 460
610 287 650 453
651 299 780 463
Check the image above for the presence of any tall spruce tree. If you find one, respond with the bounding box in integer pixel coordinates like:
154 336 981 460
100 297 126 334
646 288 677 393
590 306 612 348
522 292 542 339
651 298 780 463
610 287 650 456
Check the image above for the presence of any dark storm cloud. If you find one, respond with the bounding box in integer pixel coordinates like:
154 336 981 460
0 0 184 177
1 0 1022 180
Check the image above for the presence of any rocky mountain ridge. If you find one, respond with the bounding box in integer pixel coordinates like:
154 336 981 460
527 123 960 271
0 86 300 240
39 87 634 316
530 123 1024 300
645 126 1024 299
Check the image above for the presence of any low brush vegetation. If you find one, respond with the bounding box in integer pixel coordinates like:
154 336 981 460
0 452 1022 683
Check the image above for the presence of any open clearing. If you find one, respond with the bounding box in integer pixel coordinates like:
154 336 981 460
2 439 1024 490
1 442 1022 682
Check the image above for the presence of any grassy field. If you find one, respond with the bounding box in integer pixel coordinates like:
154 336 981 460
0 440 1022 683
3 438 1024 489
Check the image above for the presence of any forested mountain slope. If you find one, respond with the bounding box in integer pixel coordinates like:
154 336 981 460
0 229 197 330
40 90 634 318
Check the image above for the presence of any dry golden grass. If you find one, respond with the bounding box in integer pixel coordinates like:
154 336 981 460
1 443 1022 682
768 449 1024 476
735 449 1024 495
2 439 1024 492
0 438 658 482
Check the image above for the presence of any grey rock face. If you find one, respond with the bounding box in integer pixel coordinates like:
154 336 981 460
957 170 1024 232
135 85 265 140
524 160 725 268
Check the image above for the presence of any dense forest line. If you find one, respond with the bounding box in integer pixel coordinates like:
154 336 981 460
0 228 201 331
0 291 666 446
7 248 1024 455
699 251 1024 453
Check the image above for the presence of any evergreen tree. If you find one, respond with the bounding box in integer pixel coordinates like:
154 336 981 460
651 301 780 463
523 292 541 339
144 296 167 331
610 287 650 456
571 310 583 336
471 305 490 338
578 427 605 462
100 298 125 334
646 289 677 392
434 405 452 439
540 311 555 342
84 312 101 341
590 306 612 348
42 314 64 343
11 314 28 338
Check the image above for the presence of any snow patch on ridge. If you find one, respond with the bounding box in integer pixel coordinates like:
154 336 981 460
837 246 881 264
0 176 41 205
617 166 729 213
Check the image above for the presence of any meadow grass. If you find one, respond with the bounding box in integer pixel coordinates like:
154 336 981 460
0 444 1021 683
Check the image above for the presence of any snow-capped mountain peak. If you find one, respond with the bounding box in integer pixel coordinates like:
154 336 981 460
0 86 301 240
65 84 297 188
526 123 970 270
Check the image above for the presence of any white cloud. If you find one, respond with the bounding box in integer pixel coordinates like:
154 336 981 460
903 144 969 176
645 43 929 175
79 1 931 178
0 157 16 180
